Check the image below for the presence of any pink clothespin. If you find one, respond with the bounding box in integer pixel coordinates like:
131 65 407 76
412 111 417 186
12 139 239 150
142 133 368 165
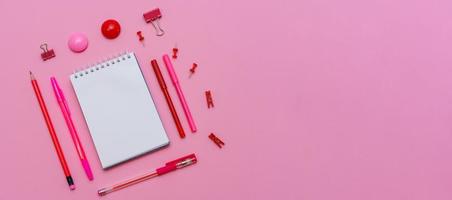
205 90 214 108
172 46 178 59
209 133 225 148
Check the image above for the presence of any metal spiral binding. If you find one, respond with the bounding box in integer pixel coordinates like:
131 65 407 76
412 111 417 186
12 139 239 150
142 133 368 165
73 51 131 79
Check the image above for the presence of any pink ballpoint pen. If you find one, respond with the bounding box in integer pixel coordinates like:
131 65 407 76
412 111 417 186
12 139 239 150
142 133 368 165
162 54 197 132
51 77 94 180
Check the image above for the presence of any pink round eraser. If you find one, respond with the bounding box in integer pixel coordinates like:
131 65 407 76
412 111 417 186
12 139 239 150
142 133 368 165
68 33 88 53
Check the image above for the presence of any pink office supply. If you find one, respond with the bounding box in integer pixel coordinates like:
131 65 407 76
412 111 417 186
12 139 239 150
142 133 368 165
68 33 88 53
51 77 94 181
143 8 161 23
162 54 197 133
143 8 164 36
40 43 55 61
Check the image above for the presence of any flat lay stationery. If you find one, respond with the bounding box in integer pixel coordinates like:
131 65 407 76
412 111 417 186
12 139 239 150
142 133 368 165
26 5 222 196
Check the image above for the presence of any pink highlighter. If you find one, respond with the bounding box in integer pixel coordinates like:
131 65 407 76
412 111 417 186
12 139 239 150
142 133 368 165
162 54 197 133
51 77 94 180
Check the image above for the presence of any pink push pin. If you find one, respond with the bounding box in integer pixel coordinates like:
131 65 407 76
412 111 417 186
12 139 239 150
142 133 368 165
68 33 88 53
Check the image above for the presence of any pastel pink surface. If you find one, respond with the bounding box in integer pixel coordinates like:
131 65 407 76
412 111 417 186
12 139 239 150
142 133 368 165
1 1 452 200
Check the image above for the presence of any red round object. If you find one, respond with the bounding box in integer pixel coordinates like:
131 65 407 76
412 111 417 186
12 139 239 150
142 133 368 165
101 19 121 39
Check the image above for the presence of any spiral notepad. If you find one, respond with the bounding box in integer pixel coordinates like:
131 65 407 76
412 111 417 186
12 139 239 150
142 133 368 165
70 52 169 169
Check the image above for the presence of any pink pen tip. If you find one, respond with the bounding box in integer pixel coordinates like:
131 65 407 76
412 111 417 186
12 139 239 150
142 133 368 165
70 185 76 190
82 159 94 181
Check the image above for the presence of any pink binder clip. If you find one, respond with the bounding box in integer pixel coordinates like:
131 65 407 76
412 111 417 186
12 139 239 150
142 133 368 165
143 8 164 36
40 43 55 61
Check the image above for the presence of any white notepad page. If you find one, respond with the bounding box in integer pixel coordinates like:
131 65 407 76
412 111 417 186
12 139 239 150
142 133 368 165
70 52 169 169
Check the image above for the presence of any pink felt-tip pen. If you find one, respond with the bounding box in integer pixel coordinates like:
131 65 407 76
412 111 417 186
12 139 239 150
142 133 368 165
162 54 197 132
51 77 94 181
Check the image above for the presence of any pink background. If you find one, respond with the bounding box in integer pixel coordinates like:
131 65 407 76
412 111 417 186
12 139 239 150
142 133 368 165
1 0 452 199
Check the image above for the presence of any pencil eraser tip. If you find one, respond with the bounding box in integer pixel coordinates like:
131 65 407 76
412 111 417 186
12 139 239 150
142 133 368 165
70 185 76 190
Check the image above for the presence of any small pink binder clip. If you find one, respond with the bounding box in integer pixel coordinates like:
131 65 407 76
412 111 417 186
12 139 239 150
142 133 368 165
143 8 164 36
40 43 55 61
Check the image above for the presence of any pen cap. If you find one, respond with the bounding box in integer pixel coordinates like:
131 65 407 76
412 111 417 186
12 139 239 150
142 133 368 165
151 59 167 90
162 54 179 84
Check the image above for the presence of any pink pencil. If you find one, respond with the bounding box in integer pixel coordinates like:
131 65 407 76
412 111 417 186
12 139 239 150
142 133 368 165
162 54 197 133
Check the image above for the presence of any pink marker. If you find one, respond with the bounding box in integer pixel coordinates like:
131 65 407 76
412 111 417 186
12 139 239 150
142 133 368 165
162 54 197 132
51 77 94 180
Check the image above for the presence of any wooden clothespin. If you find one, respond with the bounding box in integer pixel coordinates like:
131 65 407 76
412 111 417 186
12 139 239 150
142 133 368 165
209 133 225 148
